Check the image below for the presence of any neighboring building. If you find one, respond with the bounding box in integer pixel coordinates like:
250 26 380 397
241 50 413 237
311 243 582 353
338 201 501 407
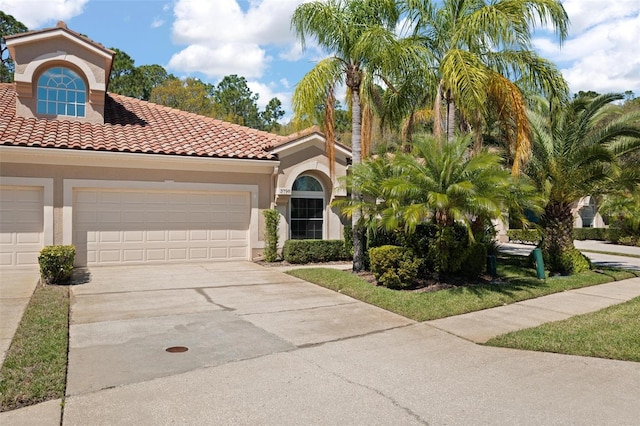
0 22 350 269
573 196 606 228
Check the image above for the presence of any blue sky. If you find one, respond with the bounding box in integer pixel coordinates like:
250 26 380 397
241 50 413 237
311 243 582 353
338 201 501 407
2 0 639 120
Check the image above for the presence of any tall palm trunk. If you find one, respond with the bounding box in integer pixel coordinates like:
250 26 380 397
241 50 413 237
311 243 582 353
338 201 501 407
539 201 575 271
446 90 456 142
348 72 366 272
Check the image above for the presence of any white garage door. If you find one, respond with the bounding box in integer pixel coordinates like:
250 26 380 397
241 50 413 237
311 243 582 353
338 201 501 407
0 186 44 268
73 188 250 266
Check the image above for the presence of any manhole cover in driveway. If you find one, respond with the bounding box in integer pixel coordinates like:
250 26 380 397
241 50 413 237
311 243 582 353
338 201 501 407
166 346 189 353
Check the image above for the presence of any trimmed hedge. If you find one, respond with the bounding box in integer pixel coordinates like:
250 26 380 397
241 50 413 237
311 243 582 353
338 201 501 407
38 245 75 285
573 227 608 241
509 227 632 244
369 245 420 289
282 240 351 264
507 229 541 244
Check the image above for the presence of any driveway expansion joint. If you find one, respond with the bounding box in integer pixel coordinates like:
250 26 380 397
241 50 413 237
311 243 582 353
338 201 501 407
238 301 359 317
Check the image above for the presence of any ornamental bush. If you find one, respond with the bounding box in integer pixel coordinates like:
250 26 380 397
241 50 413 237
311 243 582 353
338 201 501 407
262 209 280 262
38 245 75 285
282 240 350 264
369 245 420 289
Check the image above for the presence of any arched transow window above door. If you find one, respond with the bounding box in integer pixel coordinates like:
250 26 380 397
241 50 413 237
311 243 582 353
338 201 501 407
290 175 324 239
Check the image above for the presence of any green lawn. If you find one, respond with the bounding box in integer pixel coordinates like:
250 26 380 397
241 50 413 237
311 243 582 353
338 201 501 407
485 297 640 362
287 254 639 322
0 283 69 411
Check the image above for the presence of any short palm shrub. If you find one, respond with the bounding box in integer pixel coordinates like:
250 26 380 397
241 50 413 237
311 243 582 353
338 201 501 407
38 245 75 284
282 240 350 264
369 245 420 289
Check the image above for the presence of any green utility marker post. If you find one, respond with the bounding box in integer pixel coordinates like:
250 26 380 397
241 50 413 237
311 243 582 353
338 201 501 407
532 248 545 279
487 255 497 278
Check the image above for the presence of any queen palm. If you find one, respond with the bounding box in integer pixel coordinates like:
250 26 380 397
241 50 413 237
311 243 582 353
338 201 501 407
401 0 569 174
527 93 640 273
292 0 414 271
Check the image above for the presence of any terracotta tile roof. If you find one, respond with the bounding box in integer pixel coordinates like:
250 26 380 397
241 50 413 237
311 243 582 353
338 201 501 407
0 84 286 160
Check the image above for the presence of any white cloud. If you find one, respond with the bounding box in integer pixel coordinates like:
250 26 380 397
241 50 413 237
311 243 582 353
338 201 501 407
0 0 88 28
278 41 304 62
561 0 639 33
247 80 292 122
167 43 269 79
168 0 306 79
151 18 165 29
534 2 640 94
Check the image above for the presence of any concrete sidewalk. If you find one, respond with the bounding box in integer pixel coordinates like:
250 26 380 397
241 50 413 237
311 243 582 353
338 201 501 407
428 277 640 342
1 262 639 425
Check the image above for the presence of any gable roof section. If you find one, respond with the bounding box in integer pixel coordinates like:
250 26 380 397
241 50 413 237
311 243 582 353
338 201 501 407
0 84 285 160
5 21 114 59
268 125 352 158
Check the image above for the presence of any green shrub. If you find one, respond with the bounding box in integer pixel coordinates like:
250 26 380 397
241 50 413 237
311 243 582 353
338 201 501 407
369 245 420 289
282 240 350 264
507 229 541 244
558 248 591 274
542 247 591 275
606 228 623 243
38 245 75 285
461 242 487 278
343 225 353 257
262 209 280 262
572 228 608 241
428 224 470 275
618 235 640 247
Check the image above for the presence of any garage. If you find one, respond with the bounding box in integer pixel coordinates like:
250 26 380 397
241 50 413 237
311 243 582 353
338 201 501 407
73 188 250 266
0 186 45 268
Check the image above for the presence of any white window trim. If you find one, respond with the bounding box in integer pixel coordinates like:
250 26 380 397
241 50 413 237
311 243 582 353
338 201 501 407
63 179 259 260
290 175 326 240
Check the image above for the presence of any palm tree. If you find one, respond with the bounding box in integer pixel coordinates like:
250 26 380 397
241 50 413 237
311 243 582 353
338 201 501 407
291 0 405 271
341 134 538 235
527 93 640 273
337 133 540 273
400 0 569 174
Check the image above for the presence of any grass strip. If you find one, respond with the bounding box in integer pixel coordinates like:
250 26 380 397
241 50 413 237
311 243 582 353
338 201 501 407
0 283 69 411
287 255 639 322
485 297 640 362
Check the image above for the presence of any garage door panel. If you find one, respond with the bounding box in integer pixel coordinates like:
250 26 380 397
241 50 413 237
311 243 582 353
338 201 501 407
0 186 45 268
74 188 250 265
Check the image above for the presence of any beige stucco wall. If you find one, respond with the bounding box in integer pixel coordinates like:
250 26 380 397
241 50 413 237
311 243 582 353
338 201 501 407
10 33 111 123
274 144 349 244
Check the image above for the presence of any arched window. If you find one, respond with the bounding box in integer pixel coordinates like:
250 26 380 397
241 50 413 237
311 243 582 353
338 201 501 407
291 175 324 239
37 67 86 117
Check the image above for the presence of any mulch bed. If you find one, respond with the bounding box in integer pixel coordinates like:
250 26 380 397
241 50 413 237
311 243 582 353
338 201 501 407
257 259 496 293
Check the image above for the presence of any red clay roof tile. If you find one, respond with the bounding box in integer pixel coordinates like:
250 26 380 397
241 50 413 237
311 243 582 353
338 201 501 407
0 83 286 160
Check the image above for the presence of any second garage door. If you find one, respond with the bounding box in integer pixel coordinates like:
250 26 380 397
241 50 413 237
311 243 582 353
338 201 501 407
73 188 250 266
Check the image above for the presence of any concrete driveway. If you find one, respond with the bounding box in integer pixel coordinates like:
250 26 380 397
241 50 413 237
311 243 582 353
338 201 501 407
2 260 636 425
54 261 640 425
